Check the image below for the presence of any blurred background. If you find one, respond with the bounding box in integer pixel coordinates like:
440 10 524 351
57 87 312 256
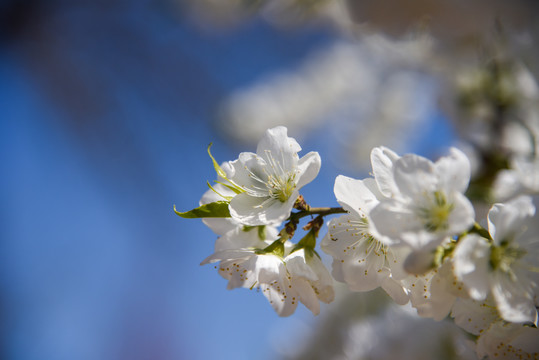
2 1 539 359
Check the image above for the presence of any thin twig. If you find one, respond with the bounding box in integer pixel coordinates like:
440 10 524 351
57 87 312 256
289 207 346 222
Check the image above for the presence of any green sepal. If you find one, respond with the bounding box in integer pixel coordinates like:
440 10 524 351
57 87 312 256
306 247 322 260
206 143 244 194
242 225 267 240
173 201 231 218
290 243 322 260
465 222 493 242
207 143 227 179
291 229 317 254
258 226 266 240
214 180 244 195
256 240 284 258
206 181 234 201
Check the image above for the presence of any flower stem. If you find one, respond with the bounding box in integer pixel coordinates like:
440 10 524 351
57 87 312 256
290 207 347 221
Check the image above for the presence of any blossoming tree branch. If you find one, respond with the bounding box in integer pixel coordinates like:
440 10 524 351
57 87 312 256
176 126 539 359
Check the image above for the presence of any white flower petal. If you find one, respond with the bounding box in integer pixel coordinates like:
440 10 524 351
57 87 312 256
322 214 400 293
406 268 456 321
285 250 318 281
400 231 445 251
263 282 298 317
491 270 537 324
201 251 260 290
295 151 321 190
202 217 238 236
200 184 232 205
200 249 252 266
251 254 283 283
445 192 475 234
488 196 535 245
493 169 523 201
256 126 300 174
342 254 389 292
403 249 435 275
370 146 400 197
231 152 269 197
451 297 499 335
229 190 297 226
334 176 382 217
369 200 420 246
285 249 335 310
330 258 345 283
291 277 320 315
393 154 437 198
213 226 273 252
434 147 471 193
477 322 539 360
308 257 335 304
513 156 539 191
385 246 411 280
381 277 409 305
321 214 367 259
199 167 241 235
453 234 491 301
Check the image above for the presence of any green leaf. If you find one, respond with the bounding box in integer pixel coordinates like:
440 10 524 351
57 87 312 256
173 201 231 218
207 143 227 179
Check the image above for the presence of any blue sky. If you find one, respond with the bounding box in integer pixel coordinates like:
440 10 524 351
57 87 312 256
0 2 456 359
0 3 338 359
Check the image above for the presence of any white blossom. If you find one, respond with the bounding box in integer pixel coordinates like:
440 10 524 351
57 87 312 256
284 248 335 315
369 146 401 200
401 260 457 321
451 297 500 336
228 126 321 226
369 147 475 250
321 175 409 305
201 239 334 316
200 162 250 234
199 161 280 250
452 297 539 359
453 196 539 324
202 248 299 316
494 155 539 201
476 321 539 360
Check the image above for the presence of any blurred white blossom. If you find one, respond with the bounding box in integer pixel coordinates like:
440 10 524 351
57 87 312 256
451 296 500 336
476 321 539 360
341 303 476 360
453 196 538 324
219 36 436 169
494 155 539 201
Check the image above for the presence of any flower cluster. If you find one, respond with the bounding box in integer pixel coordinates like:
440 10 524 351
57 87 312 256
322 146 539 359
177 126 539 359
188 126 333 316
